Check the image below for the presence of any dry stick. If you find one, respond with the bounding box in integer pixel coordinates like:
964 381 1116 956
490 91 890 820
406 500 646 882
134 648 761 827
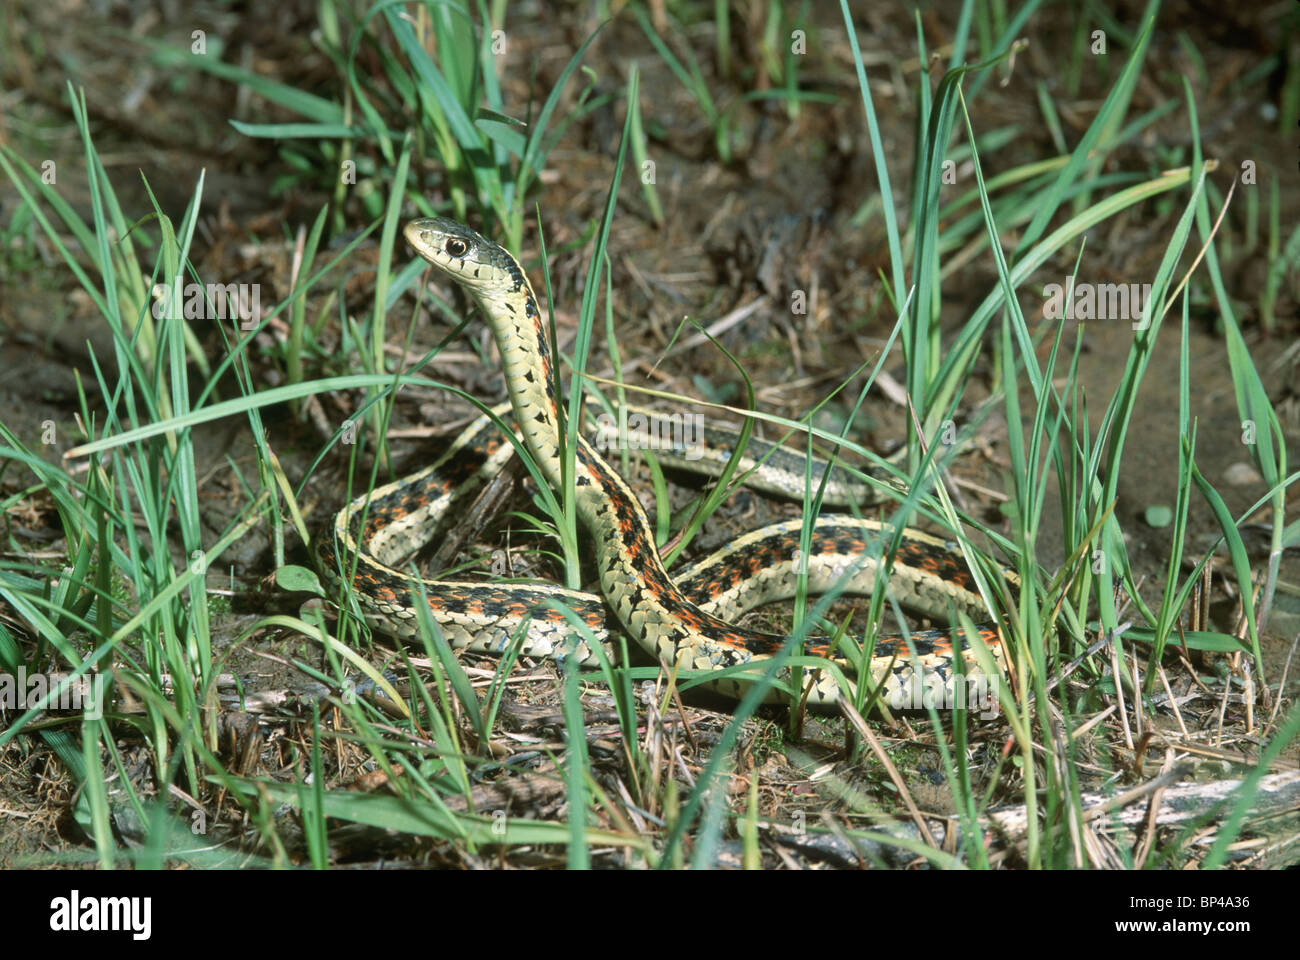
1173 624 1215 694
1079 823 1105 868
643 679 665 819
1243 660 1255 738
1133 748 1178 870
951 475 1009 502
1131 647 1145 740
1158 664 1191 739
656 654 698 754
771 841 803 871
1111 633 1135 751
668 726 695 794
1197 563 1211 633
1235 574 1263 735
1211 572 1253 744
586 773 644 846
1069 704 1118 742
331 701 345 774
1215 654 1233 749
1081 765 1193 823
837 699 940 849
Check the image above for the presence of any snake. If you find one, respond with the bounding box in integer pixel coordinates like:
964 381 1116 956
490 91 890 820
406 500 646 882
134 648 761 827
319 216 1013 709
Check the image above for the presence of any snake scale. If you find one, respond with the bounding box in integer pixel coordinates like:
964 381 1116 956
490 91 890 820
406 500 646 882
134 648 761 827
319 217 1012 709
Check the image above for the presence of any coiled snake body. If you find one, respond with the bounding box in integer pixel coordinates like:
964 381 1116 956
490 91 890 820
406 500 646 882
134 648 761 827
321 217 1011 708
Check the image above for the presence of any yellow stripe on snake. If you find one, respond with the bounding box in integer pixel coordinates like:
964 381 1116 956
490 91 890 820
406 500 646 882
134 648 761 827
319 217 1013 709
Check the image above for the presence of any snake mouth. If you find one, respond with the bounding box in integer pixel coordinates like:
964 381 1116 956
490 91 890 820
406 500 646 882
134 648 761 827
403 218 438 252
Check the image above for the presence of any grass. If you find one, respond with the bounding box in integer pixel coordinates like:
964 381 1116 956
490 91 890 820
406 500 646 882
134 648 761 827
0 0 1296 868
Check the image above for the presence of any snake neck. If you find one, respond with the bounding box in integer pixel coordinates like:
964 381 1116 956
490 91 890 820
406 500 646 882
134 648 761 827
470 275 567 484
472 272 771 664
472 276 608 504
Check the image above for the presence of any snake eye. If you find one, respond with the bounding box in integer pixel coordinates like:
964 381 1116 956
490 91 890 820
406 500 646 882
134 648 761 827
444 237 469 258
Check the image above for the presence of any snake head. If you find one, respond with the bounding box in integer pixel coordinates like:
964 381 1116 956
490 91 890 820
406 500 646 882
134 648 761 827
403 217 521 295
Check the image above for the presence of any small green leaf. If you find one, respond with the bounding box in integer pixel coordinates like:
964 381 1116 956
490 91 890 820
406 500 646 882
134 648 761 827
1123 627 1250 654
1143 504 1173 527
276 564 323 594
474 118 527 158
229 121 359 139
475 107 527 128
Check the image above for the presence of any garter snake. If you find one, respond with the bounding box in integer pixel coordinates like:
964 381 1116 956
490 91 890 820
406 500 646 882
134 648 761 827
320 217 1013 709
